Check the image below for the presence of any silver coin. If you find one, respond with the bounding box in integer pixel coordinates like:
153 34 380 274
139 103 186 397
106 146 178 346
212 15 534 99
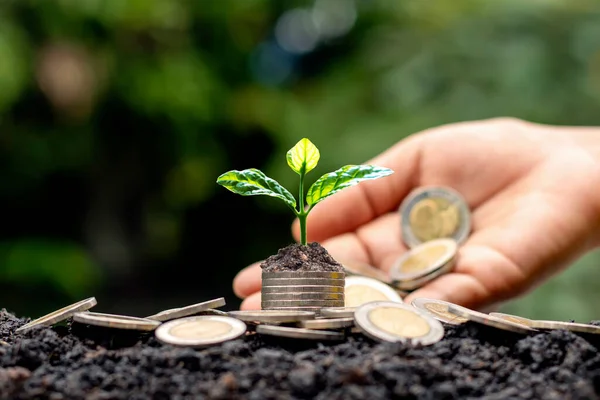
256 324 345 341
320 307 357 318
262 271 345 279
145 297 226 322
262 278 345 286
447 304 535 334
15 297 98 333
262 285 345 294
399 186 471 248
345 276 403 307
489 312 536 328
298 317 355 330
73 312 161 331
410 298 468 325
261 292 345 301
195 309 229 317
228 310 316 323
263 306 327 315
354 301 445 345
530 320 600 334
389 238 457 282
391 256 456 291
261 299 344 308
155 315 247 347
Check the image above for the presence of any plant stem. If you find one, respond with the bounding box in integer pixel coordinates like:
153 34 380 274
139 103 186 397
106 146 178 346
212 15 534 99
298 168 307 245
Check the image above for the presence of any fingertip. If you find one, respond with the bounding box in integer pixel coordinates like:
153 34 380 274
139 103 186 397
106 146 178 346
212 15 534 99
232 262 262 299
240 292 261 310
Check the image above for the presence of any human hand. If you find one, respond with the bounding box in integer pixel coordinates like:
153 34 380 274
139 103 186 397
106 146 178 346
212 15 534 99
233 118 600 311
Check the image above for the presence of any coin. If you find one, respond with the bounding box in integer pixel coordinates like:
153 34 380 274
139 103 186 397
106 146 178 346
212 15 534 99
399 186 471 248
337 259 391 283
410 298 468 325
228 310 316 323
262 278 345 287
344 276 403 307
261 292 345 301
73 312 161 331
390 238 457 280
15 297 98 333
354 301 444 345
261 285 345 294
298 317 355 330
530 320 600 335
155 316 247 347
262 271 345 279
447 304 535 334
320 307 357 318
256 324 345 341
489 312 536 328
261 299 344 308
145 297 227 322
391 256 456 291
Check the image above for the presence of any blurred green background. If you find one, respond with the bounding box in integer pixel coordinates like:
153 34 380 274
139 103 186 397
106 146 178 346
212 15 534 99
1 0 600 322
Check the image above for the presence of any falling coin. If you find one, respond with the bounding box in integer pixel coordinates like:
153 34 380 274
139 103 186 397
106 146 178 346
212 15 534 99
73 312 161 331
411 298 468 325
337 258 391 283
320 307 357 318
256 324 345 341
399 186 471 248
530 320 600 335
228 310 316 323
145 297 227 322
155 315 247 347
298 317 355 330
389 239 457 290
489 312 536 328
354 301 444 345
15 297 98 333
447 304 534 334
345 276 403 307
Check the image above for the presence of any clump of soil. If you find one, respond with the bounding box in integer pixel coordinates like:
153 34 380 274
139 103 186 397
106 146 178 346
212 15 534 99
260 242 344 273
3 308 600 399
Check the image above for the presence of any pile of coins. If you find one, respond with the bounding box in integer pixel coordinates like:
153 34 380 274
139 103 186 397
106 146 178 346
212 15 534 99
13 295 600 350
261 271 345 313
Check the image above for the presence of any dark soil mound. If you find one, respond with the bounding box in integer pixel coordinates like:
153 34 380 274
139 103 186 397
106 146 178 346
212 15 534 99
2 310 600 399
260 242 344 273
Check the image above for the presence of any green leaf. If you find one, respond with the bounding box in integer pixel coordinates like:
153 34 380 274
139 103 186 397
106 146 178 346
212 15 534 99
216 168 297 209
286 138 320 176
306 165 394 206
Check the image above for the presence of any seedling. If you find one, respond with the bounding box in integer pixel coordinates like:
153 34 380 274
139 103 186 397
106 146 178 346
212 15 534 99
216 138 394 245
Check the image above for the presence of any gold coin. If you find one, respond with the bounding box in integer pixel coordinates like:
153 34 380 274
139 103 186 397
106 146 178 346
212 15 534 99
345 276 403 307
155 316 247 347
370 307 431 338
411 298 468 325
489 312 535 328
437 206 460 237
408 199 440 241
398 241 451 274
389 239 457 285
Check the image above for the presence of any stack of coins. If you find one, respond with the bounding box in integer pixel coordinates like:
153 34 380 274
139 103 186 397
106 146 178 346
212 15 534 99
261 271 345 313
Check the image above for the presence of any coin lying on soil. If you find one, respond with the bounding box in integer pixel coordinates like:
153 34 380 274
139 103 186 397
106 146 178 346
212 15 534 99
399 186 471 248
228 310 316 324
15 297 98 333
489 312 536 328
298 317 355 330
73 312 161 331
354 301 444 345
155 315 247 347
256 324 345 341
411 298 469 325
530 319 600 335
145 297 227 322
447 304 535 334
344 276 403 307
389 238 457 291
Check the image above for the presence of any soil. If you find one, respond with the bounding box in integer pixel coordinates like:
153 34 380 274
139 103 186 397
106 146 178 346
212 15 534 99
260 243 344 273
2 309 600 399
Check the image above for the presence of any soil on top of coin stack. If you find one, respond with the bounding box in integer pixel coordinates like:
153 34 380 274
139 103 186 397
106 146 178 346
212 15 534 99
260 242 344 273
3 309 600 399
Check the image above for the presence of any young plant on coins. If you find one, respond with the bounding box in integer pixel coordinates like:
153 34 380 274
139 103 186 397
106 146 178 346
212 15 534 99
217 138 393 311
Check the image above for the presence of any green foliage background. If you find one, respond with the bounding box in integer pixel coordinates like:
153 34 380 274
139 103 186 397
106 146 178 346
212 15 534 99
1 0 600 321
